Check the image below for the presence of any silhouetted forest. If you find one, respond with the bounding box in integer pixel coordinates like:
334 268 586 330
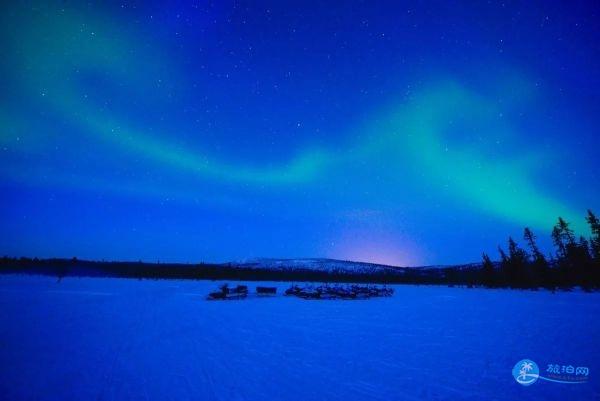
1 210 598 291
477 210 600 291
0 256 450 284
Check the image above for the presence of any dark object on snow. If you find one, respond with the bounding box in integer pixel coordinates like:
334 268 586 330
256 286 277 295
234 285 248 293
207 291 226 300
285 284 393 300
284 285 302 296
207 283 248 300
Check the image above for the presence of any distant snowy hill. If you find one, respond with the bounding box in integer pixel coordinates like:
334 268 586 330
231 258 483 276
232 258 408 275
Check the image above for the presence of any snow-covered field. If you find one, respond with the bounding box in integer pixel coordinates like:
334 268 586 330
0 275 598 401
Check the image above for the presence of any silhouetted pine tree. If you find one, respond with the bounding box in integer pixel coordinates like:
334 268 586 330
552 217 575 258
507 237 529 288
524 227 549 289
481 253 496 288
587 210 600 258
524 228 542 260
551 226 565 259
498 246 509 287
578 236 591 257
552 217 577 288
576 236 593 290
585 209 600 287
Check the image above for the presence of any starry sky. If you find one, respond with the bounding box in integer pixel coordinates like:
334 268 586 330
1 1 599 266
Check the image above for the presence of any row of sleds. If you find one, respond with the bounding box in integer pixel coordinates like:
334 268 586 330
284 284 394 300
207 283 393 300
207 284 276 300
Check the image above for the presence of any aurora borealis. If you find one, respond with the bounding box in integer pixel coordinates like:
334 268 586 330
1 1 599 265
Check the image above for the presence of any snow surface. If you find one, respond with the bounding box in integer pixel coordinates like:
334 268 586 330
0 274 598 401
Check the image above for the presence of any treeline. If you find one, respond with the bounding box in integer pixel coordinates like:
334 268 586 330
0 256 451 284
479 210 600 290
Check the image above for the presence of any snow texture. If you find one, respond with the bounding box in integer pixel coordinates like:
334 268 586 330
0 274 598 401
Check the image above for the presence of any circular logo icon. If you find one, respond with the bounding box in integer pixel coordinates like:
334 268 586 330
513 359 539 386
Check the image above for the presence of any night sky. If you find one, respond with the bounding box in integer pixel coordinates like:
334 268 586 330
1 1 599 266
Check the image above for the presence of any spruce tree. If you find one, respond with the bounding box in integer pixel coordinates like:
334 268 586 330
524 228 542 261
577 236 592 290
579 236 591 258
586 210 600 288
558 217 576 245
498 247 508 264
586 210 600 260
508 237 529 288
552 217 578 288
524 227 548 289
481 253 495 288
498 246 509 287
552 226 566 260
